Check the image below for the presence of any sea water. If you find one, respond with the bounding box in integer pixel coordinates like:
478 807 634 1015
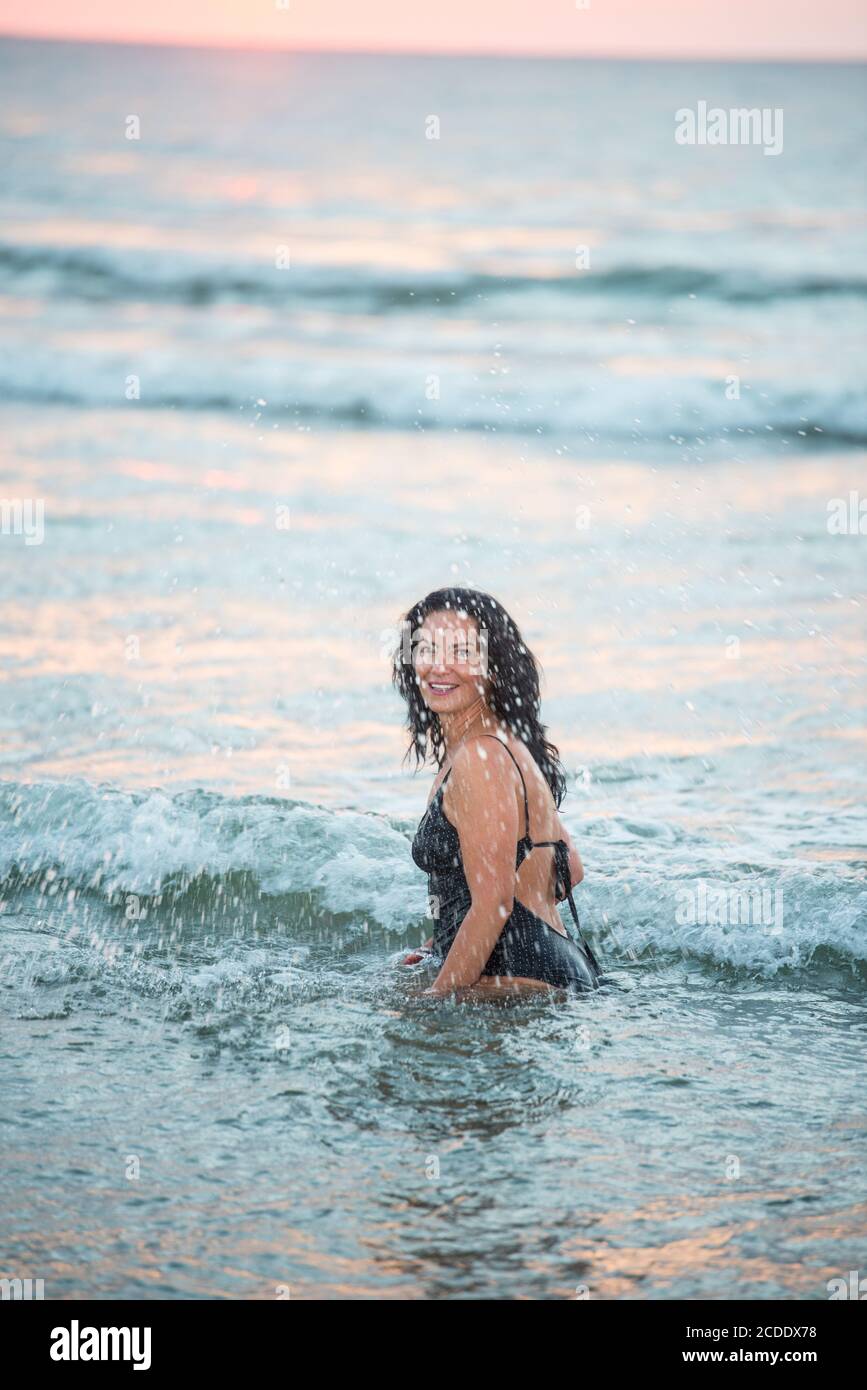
0 39 865 1299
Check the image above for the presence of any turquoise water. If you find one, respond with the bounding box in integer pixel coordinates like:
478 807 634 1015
0 41 865 1299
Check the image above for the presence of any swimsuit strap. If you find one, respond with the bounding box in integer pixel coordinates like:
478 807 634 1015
448 734 567 859
539 839 603 974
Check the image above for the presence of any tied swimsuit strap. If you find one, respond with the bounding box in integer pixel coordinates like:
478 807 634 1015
444 733 601 971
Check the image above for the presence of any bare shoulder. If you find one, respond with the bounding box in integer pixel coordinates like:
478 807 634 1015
445 736 521 824
451 735 516 791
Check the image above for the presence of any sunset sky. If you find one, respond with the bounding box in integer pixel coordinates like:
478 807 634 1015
1 0 866 59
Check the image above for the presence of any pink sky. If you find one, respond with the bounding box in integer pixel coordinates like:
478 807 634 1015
1 0 866 59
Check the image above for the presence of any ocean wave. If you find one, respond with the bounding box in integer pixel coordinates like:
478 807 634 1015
0 779 423 932
3 242 867 308
0 351 863 443
1 779 864 978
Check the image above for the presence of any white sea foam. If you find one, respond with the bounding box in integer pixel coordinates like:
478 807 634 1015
1 779 863 975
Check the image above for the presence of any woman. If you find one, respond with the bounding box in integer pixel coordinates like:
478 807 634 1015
393 587 602 1000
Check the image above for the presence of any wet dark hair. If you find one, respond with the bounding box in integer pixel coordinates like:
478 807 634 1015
391 586 568 806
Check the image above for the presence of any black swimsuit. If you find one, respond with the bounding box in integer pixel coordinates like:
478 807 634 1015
411 735 602 991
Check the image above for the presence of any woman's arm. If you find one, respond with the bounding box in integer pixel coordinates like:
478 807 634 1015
447 975 554 999
425 742 519 995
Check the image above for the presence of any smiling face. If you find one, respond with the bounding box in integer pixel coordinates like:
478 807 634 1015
412 608 490 714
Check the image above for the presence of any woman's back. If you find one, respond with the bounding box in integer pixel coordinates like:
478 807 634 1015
438 734 570 935
412 733 601 991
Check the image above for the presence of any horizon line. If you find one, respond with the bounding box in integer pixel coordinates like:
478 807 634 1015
1 29 865 64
